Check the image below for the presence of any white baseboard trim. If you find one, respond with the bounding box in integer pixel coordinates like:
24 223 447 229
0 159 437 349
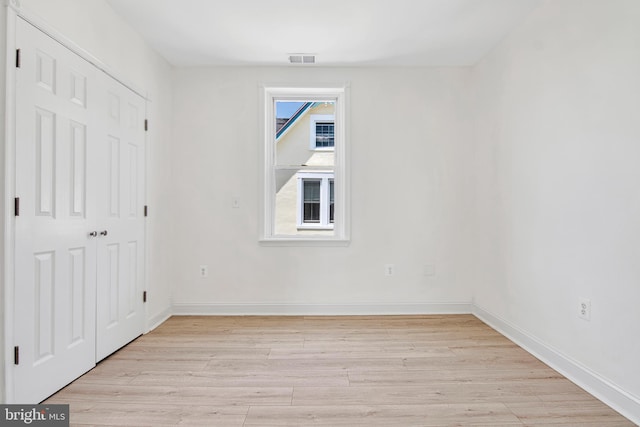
145 306 172 333
172 302 473 316
473 304 640 425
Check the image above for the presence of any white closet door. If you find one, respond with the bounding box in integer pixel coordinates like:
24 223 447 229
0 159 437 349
13 18 99 403
95 76 146 361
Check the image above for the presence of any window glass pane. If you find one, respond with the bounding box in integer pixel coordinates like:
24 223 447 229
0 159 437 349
329 180 335 223
303 180 321 201
315 122 334 147
273 169 334 235
276 101 305 133
275 101 335 168
329 180 334 202
303 202 320 223
274 168 300 235
303 180 321 223
270 97 339 237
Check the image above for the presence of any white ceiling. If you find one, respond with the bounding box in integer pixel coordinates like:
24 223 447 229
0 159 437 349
106 0 540 67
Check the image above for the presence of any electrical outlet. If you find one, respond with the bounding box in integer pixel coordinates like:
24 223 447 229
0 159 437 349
232 197 240 209
578 298 591 321
199 265 208 278
384 264 395 276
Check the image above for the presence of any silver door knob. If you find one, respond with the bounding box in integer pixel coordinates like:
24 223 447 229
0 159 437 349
88 231 98 237
99 230 108 236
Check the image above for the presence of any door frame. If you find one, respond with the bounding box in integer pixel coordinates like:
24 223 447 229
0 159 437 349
3 0 20 405
2 0 149 403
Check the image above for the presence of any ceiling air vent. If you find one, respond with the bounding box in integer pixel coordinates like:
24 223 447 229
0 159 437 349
288 54 315 64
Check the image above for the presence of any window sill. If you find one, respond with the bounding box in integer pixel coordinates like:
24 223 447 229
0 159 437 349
259 237 350 247
297 225 334 231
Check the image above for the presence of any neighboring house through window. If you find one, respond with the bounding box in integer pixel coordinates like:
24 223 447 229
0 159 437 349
261 85 349 244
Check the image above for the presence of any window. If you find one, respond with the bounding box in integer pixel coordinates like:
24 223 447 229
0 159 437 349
310 114 335 149
297 172 334 229
315 123 334 147
329 180 335 223
303 180 321 223
261 85 349 244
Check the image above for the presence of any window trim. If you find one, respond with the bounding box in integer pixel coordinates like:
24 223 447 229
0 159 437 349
260 84 349 246
309 114 335 151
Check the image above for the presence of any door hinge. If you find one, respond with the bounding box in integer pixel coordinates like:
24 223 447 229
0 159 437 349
144 119 148 131
144 205 148 217
143 291 147 303
15 49 21 68
14 197 20 216
14 346 19 365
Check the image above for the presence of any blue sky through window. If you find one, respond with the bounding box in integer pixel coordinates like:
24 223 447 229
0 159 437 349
276 101 305 119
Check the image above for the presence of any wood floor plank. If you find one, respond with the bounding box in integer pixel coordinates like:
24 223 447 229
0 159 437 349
244 403 523 426
108 346 271 361
50 383 293 406
129 369 350 387
41 315 633 426
348 368 563 386
403 354 549 371
129 337 305 350
205 357 406 372
291 383 551 406
93 358 209 374
507 400 633 425
268 346 455 359
69 403 248 426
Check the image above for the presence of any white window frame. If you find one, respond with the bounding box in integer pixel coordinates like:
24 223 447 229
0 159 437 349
260 84 349 246
309 114 335 151
297 172 334 229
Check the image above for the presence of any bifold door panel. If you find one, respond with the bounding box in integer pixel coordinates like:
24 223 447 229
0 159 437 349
95 78 146 362
13 18 145 403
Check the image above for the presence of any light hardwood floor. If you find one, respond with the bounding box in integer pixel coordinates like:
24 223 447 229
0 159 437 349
45 315 633 426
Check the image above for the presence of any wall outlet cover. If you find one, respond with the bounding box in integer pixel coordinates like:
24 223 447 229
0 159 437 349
199 265 209 278
579 298 591 321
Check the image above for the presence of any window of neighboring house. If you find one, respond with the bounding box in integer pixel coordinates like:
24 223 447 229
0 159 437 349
261 85 349 245
297 172 334 229
310 114 335 149
303 180 321 223
329 179 334 223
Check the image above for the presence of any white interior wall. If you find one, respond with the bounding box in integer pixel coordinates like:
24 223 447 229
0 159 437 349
471 0 640 411
170 67 475 311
